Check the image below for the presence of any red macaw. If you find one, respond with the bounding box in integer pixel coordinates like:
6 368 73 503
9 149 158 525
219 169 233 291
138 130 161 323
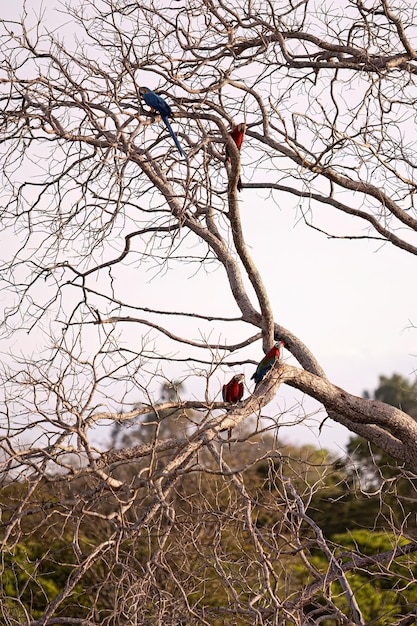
222 373 245 449
222 373 245 404
139 87 188 160
251 341 284 386
225 122 246 191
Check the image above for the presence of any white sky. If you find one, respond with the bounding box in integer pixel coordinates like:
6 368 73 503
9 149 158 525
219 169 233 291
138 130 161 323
239 188 417 451
1 0 416 456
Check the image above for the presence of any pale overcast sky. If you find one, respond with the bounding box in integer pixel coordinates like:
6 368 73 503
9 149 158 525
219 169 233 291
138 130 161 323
2 0 416 456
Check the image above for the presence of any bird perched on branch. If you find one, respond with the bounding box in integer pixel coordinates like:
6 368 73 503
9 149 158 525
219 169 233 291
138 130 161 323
222 373 245 404
222 373 245 449
139 86 187 160
225 122 246 191
251 341 284 387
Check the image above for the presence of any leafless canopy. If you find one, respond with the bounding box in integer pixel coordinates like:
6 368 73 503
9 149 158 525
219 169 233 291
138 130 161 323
1 0 417 624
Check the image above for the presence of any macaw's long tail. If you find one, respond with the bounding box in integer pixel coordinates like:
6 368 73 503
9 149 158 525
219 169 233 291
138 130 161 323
161 115 188 160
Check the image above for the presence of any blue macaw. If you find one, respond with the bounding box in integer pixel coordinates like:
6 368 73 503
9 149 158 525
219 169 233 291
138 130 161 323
139 87 187 160
251 341 284 386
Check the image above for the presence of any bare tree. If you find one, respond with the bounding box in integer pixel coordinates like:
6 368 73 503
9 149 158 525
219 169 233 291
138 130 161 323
1 0 417 623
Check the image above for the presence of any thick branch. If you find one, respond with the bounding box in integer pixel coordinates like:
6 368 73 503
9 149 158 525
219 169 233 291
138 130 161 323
278 363 417 469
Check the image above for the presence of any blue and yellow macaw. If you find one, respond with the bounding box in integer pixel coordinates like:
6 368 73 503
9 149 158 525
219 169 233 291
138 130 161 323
251 341 284 386
139 87 187 160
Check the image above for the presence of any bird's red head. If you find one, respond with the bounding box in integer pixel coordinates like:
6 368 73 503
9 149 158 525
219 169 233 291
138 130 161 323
234 373 245 382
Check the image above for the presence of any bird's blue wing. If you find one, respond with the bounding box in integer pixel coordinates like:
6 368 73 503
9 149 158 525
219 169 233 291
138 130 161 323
251 366 263 384
252 357 274 385
142 89 171 118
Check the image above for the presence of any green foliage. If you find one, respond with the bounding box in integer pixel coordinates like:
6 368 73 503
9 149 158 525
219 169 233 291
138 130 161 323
308 474 380 537
348 373 417 474
318 531 417 625
0 480 111 621
344 373 417 536
2 425 417 624
1 539 85 620
373 374 417 418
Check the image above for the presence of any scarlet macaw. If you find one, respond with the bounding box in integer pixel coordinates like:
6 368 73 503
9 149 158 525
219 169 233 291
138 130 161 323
251 341 284 386
225 122 246 191
222 373 245 449
139 87 187 160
